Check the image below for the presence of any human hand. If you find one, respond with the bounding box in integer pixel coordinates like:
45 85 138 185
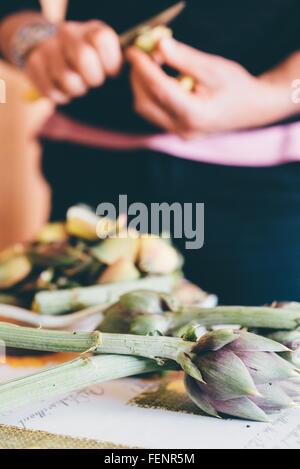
25 20 123 104
127 38 286 138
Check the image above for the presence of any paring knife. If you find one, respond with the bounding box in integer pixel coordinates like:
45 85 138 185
119 1 185 47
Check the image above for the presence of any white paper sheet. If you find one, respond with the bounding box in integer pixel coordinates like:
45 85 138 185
0 363 300 449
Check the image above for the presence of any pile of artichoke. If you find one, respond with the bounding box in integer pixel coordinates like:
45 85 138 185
0 205 183 310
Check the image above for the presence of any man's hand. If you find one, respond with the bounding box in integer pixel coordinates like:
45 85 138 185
26 21 122 104
127 38 292 138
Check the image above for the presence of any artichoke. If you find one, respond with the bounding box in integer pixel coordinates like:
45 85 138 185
134 25 172 53
185 329 300 422
98 290 300 336
0 205 184 313
99 290 178 334
0 322 299 422
0 252 31 290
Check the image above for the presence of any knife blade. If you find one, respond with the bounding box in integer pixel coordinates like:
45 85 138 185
120 2 186 48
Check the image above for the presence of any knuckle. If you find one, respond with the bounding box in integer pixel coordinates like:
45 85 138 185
86 21 117 43
59 22 78 39
86 19 105 30
91 28 109 46
95 22 116 38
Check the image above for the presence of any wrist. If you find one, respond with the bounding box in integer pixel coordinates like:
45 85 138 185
9 19 57 68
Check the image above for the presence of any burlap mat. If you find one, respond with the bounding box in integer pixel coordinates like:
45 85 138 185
0 424 131 449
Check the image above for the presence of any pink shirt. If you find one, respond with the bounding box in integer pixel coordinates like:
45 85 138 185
40 112 300 168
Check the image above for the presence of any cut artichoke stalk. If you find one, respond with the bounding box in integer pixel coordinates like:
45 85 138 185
135 25 195 93
0 324 298 422
33 274 180 315
0 354 169 415
175 305 300 331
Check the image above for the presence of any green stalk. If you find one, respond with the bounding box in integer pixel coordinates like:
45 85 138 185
171 305 300 331
97 333 190 361
0 322 201 382
0 323 101 353
0 355 167 414
99 292 300 336
0 323 191 361
34 274 179 315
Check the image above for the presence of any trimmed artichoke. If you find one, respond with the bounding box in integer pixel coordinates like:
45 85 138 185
134 25 172 53
138 237 183 275
66 205 100 241
36 223 67 244
92 236 140 265
99 290 178 334
98 258 141 284
0 246 31 290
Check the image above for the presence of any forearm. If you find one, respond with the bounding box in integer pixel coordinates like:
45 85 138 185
0 11 45 64
259 51 300 122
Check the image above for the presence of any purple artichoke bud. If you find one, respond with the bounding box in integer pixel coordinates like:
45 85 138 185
185 329 300 422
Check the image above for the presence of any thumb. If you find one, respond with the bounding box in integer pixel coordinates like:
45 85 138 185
158 38 221 86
